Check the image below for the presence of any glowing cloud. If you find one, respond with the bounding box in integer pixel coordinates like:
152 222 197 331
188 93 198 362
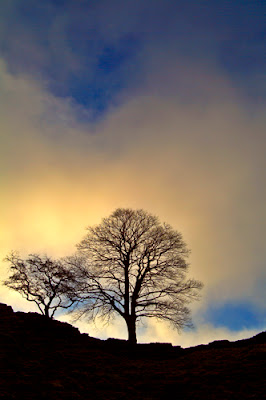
0 55 265 343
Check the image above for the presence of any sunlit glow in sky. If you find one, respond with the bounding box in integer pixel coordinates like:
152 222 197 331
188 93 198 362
0 0 265 346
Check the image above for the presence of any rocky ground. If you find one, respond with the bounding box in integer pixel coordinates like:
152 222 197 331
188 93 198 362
0 303 265 399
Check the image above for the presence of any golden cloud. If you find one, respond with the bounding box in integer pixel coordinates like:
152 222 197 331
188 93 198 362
1 59 265 345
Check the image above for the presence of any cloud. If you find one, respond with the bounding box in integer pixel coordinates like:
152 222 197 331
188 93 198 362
137 319 263 347
57 313 263 348
0 55 265 344
1 0 265 109
1 1 265 346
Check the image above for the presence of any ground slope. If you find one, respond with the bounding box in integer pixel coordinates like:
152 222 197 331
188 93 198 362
0 303 265 399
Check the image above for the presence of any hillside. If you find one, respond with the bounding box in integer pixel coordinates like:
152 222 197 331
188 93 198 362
0 303 265 399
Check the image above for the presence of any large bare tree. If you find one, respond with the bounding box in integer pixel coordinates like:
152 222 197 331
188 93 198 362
4 252 76 318
72 208 203 344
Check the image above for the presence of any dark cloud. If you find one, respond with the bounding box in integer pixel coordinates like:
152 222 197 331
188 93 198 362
0 0 265 112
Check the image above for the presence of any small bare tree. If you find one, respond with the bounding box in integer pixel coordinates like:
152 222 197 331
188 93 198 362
4 252 76 318
71 208 203 344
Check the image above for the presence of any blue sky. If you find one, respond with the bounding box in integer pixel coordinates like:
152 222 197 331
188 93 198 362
203 302 264 331
0 0 265 345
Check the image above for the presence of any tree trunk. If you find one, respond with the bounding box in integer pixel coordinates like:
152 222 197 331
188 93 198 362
126 316 137 345
124 260 130 318
44 305 50 318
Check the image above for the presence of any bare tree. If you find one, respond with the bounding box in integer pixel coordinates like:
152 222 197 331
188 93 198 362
3 252 76 318
71 208 203 344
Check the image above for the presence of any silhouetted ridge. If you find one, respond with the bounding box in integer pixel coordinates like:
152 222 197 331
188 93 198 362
0 303 265 399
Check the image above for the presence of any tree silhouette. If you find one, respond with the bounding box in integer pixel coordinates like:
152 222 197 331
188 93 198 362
71 208 203 344
4 252 76 318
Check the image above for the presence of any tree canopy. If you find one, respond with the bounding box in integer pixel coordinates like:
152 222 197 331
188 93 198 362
4 252 76 318
71 208 203 344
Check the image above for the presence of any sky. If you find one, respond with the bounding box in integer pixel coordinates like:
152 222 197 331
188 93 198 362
0 0 265 347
